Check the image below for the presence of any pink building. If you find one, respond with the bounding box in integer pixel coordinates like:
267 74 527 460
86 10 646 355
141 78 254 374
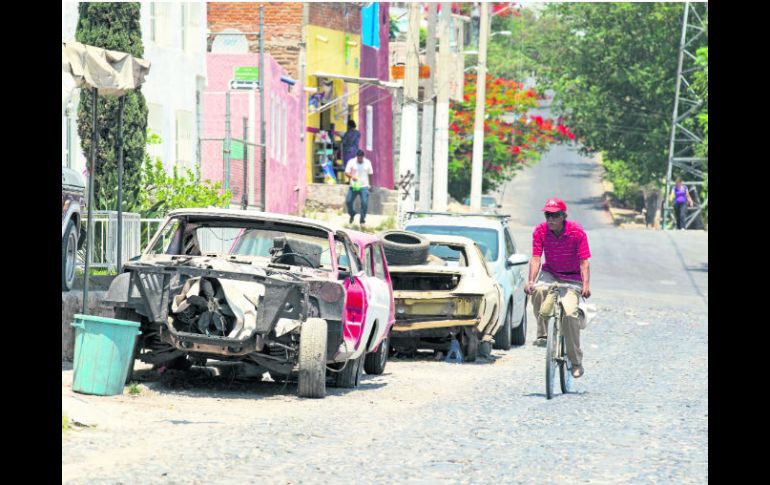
202 53 306 215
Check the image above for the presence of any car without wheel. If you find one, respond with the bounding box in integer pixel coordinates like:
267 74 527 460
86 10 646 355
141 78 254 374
386 233 502 362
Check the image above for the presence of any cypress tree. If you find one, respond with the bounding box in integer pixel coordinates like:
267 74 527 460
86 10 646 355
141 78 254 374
76 2 148 211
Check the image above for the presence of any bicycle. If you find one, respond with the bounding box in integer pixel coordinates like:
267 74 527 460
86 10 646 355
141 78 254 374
534 282 582 400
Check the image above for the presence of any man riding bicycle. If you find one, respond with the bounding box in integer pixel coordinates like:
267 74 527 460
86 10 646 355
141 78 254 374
524 198 591 378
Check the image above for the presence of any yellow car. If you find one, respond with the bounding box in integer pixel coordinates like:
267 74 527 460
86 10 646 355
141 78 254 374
388 234 503 361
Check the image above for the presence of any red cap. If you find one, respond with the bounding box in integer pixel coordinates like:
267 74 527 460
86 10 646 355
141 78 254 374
542 197 567 213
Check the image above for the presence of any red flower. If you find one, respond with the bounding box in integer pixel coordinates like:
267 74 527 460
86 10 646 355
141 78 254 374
511 145 521 154
567 132 576 140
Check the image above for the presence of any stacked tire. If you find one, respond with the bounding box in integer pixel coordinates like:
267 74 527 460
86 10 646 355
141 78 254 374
378 230 430 266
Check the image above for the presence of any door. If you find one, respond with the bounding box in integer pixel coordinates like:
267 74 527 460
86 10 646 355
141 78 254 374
338 236 368 355
364 242 392 352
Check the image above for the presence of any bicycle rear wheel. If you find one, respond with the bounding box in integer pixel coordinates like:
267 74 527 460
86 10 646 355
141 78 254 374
545 317 557 400
559 331 574 394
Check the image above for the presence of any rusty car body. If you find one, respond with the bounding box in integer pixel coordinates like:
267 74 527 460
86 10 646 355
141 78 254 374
388 234 502 361
104 208 378 398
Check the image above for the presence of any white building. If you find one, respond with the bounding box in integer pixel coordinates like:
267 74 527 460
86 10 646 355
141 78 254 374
62 1 207 175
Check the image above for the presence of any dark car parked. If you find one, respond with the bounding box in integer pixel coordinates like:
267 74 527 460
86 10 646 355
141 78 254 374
62 166 86 291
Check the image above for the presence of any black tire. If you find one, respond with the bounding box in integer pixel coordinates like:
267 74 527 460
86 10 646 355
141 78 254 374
511 297 528 346
298 318 328 398
493 304 512 350
461 329 478 362
335 354 364 388
559 334 574 394
114 307 142 384
545 317 557 400
62 220 78 291
364 334 389 375
379 230 430 266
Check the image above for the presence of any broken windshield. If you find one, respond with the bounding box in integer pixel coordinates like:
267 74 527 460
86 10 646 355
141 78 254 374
146 216 335 268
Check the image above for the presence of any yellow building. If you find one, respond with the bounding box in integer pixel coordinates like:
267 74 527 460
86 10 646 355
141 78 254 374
304 25 361 185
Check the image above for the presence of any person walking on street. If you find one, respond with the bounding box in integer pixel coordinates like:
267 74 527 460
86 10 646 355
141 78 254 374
524 198 592 378
670 178 694 230
345 149 374 225
341 119 361 165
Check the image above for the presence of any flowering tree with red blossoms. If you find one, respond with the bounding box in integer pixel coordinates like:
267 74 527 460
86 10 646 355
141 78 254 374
447 73 574 201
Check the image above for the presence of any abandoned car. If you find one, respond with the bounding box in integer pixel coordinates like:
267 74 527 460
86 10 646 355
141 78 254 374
62 166 86 291
347 230 395 375
105 208 391 398
387 233 503 361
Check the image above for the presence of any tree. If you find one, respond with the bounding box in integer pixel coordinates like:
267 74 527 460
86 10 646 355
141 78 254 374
529 3 707 203
447 74 574 201
76 2 148 212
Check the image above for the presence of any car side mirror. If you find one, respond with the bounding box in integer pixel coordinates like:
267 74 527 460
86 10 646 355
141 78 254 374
506 254 529 268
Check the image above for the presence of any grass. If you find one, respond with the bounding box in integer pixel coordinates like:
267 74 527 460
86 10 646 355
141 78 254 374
75 267 117 276
127 382 141 396
62 414 70 431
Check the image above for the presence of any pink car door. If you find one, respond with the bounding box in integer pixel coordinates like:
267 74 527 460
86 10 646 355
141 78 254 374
338 236 369 353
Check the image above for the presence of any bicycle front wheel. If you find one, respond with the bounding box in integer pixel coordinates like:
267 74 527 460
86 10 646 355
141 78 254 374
545 317 557 400
559 332 574 394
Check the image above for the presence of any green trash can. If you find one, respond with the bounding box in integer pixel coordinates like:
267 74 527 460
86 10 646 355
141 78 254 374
71 314 142 396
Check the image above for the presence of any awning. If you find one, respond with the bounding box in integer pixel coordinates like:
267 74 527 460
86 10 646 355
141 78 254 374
312 71 401 90
62 41 151 96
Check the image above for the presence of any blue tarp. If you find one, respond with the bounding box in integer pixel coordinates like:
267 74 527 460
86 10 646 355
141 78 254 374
362 2 380 49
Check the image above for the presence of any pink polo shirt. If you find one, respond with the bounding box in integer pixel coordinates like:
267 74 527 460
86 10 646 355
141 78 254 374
532 220 591 282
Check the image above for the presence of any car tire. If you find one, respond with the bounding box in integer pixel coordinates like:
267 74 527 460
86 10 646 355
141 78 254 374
298 317 327 398
461 329 478 362
335 353 364 388
493 304 513 350
364 334 389 375
62 220 78 292
379 230 430 266
114 307 143 384
511 297 528 346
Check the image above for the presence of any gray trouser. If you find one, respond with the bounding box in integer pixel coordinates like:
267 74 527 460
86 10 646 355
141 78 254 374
530 271 586 366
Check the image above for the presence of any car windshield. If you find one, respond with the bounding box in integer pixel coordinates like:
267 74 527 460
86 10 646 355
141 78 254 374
429 243 467 267
147 217 335 268
482 196 497 207
408 225 499 261
463 196 497 208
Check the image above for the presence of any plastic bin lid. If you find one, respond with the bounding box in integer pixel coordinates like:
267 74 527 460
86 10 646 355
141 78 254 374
73 314 140 328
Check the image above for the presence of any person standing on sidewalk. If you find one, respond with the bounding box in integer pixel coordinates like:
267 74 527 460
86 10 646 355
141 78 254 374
670 178 694 230
341 119 361 165
524 197 592 378
344 149 374 225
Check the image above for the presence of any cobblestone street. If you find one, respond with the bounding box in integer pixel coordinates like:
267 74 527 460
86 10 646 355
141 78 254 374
62 272 707 484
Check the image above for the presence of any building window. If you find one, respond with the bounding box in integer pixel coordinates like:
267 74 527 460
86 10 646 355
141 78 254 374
366 105 374 151
147 103 164 161
176 109 194 167
281 103 289 165
150 2 172 48
182 2 202 54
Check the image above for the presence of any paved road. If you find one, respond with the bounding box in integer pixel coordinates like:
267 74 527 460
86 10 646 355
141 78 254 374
62 142 708 483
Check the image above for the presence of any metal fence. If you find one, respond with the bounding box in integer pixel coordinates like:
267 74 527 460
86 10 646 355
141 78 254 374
77 212 167 272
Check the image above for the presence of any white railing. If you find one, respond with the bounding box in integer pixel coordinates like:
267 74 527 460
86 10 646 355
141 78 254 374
77 212 167 272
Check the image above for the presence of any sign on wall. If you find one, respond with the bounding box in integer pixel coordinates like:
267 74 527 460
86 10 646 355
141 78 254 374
211 28 249 54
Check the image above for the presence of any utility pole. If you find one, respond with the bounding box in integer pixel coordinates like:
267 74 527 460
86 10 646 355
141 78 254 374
259 5 267 212
432 2 451 212
397 2 421 224
470 2 489 211
418 3 438 211
662 1 708 230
